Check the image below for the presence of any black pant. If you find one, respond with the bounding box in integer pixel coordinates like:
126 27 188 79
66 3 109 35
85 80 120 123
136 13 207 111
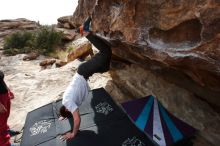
77 33 112 79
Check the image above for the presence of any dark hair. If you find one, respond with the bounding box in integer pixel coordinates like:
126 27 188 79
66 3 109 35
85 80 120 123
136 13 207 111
59 105 72 118
0 70 8 93
0 70 4 79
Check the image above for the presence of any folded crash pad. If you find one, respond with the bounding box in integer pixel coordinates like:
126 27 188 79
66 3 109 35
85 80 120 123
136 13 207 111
121 95 197 146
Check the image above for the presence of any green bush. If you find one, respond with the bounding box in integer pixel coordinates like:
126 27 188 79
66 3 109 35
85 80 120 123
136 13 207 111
3 26 64 56
35 26 63 55
3 31 35 55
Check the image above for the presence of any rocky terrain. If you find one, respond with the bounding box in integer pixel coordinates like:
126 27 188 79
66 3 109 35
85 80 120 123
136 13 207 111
0 46 219 146
0 0 220 145
0 18 40 48
57 0 220 145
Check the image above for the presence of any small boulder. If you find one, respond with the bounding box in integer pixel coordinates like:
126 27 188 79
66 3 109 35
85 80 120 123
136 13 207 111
55 60 67 67
67 42 94 62
39 59 56 67
23 52 39 61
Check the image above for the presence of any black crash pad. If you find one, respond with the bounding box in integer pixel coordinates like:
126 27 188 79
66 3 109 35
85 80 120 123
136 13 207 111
20 88 157 146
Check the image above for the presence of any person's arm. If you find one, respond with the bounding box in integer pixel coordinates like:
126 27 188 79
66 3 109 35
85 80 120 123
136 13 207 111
62 109 81 140
72 109 81 136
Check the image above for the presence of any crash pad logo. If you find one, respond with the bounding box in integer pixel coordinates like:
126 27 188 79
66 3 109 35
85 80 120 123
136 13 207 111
122 136 145 146
30 120 53 136
95 102 113 115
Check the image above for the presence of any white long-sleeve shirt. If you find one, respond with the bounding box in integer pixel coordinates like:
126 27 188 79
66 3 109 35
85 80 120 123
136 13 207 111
62 72 89 113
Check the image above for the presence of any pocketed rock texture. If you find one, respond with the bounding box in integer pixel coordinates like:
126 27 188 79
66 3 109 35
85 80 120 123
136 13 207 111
67 0 220 145
0 18 40 47
71 0 220 112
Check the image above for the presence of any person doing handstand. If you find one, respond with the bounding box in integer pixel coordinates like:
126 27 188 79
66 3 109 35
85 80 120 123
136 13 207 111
60 17 112 140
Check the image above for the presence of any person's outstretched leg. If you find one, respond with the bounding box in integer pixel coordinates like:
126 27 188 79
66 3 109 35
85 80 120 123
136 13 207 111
78 16 111 54
77 16 92 36
83 17 92 32
86 33 111 54
77 17 112 79
77 32 112 79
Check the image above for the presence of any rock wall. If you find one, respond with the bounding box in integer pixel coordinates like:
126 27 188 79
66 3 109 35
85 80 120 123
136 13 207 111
108 62 220 146
69 0 220 145
71 0 220 110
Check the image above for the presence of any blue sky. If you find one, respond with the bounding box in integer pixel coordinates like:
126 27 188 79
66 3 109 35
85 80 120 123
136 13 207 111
0 0 78 25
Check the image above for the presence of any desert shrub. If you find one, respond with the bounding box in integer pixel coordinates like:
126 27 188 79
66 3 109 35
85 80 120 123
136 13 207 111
35 26 63 55
3 26 64 56
3 31 35 55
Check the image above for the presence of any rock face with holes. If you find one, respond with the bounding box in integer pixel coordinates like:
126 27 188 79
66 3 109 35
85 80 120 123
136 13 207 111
71 0 220 110
69 1 220 145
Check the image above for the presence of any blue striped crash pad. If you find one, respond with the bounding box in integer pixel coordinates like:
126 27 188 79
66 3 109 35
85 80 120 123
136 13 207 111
121 95 197 146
